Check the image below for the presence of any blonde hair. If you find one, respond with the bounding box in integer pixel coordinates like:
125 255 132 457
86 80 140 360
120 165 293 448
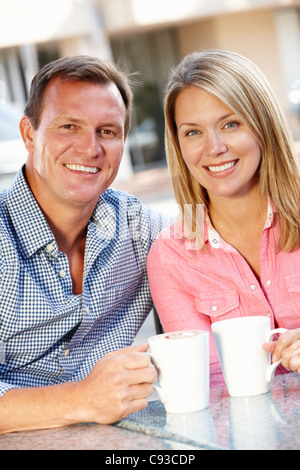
164 49 300 251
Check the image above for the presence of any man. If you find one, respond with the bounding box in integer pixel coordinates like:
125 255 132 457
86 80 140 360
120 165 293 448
0 56 166 433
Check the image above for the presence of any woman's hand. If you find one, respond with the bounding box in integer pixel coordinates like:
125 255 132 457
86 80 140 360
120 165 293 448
263 328 300 373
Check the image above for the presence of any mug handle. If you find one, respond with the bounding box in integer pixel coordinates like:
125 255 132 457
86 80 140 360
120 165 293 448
146 352 166 404
265 328 288 383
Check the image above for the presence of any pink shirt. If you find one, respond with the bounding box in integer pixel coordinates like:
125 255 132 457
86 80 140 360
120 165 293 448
147 203 300 388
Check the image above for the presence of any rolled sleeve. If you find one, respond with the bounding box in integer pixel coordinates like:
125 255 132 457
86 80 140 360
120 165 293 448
0 381 19 398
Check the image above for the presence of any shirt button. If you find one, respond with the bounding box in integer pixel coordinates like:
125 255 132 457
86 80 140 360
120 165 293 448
59 269 66 278
250 284 256 290
64 349 70 357
46 243 54 252
266 280 271 286
211 305 218 312
84 306 90 315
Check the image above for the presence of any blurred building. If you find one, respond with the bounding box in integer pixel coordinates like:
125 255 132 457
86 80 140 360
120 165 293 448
0 0 299 178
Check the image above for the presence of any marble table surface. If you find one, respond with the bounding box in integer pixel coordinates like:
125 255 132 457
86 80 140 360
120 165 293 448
1 372 299 450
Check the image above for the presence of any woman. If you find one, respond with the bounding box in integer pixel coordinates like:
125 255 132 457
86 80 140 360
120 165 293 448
147 50 300 388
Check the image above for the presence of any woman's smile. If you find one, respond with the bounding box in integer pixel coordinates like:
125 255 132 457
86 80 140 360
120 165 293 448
204 159 238 174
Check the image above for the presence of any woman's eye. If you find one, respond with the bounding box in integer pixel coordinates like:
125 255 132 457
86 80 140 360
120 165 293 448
187 130 199 136
224 122 238 129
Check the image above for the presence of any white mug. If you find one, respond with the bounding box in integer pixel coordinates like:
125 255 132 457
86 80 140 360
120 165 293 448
211 316 287 397
148 330 209 414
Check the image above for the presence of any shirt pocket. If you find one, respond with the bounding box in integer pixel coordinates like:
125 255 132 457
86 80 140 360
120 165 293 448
285 273 300 316
194 290 240 322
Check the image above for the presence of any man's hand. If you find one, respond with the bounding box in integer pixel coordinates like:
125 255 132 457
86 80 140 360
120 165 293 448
74 343 157 424
263 328 300 374
0 343 156 434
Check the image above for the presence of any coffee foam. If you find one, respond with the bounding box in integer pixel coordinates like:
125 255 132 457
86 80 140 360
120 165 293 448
151 331 202 341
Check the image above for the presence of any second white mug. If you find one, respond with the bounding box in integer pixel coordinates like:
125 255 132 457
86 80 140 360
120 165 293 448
211 316 287 397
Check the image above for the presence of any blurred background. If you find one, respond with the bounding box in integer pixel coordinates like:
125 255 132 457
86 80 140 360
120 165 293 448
0 0 300 187
0 0 300 340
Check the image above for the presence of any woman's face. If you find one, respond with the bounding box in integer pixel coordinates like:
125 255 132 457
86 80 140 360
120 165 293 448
175 86 261 202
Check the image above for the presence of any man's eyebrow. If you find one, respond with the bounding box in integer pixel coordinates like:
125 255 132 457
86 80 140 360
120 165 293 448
50 116 123 130
51 115 86 125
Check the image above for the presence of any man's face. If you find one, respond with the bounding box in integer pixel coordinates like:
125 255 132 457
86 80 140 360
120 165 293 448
22 77 127 213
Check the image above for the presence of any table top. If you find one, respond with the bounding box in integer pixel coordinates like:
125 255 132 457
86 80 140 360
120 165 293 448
1 372 299 450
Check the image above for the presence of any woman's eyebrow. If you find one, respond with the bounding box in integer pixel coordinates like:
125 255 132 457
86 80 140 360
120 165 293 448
177 113 237 130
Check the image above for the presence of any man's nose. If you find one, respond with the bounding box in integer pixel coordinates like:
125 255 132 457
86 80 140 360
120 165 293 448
78 131 102 156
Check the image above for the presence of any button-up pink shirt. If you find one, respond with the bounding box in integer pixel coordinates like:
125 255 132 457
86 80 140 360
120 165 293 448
147 203 300 388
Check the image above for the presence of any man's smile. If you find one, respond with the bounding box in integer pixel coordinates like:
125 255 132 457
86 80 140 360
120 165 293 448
64 164 100 174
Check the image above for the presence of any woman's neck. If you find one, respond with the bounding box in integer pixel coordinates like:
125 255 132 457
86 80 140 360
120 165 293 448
208 189 268 282
208 188 268 236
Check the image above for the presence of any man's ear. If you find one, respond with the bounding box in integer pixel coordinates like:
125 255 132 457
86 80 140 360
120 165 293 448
19 115 35 153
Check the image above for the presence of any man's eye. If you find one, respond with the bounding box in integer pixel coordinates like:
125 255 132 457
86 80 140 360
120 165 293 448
62 124 75 130
98 128 117 139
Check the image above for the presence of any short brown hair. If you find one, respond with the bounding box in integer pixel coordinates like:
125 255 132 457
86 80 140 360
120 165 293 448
24 55 133 136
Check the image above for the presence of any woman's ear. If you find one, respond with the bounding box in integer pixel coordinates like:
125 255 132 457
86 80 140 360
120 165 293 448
19 116 35 153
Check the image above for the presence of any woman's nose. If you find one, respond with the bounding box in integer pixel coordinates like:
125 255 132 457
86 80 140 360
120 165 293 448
205 130 227 157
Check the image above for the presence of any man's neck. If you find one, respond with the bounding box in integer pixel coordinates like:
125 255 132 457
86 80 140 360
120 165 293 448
44 205 91 253
24 166 98 294
49 211 89 295
35 197 94 295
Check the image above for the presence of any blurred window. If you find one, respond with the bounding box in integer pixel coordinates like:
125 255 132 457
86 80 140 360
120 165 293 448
111 29 178 170
0 102 22 141
37 44 60 69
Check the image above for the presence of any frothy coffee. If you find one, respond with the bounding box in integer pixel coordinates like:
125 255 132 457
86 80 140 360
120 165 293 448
165 332 197 340
151 330 204 341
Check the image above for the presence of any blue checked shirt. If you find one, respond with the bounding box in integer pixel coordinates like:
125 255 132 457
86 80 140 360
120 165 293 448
0 168 167 397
